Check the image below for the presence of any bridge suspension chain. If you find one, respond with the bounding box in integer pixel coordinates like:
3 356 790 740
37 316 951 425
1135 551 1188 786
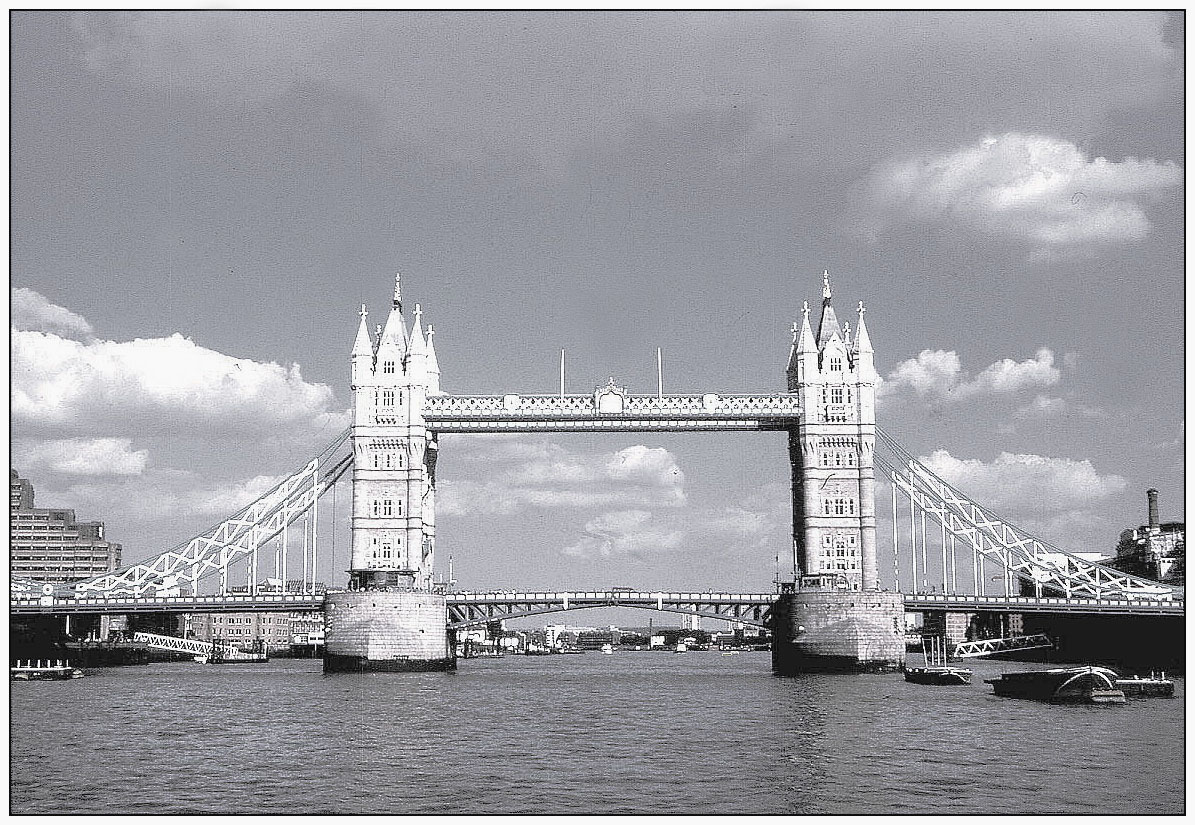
69 429 352 600
874 427 1179 602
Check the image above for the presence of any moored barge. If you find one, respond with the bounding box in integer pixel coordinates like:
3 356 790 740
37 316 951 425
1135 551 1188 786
985 666 1125 704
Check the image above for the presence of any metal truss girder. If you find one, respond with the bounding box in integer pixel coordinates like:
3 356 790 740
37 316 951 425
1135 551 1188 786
874 428 1179 604
70 432 351 600
133 632 215 656
445 592 775 630
953 634 1052 659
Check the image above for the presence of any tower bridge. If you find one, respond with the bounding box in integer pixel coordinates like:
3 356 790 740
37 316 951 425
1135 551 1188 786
11 271 1183 673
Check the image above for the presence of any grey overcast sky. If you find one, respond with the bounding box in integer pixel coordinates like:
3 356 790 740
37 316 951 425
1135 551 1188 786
10 11 1185 597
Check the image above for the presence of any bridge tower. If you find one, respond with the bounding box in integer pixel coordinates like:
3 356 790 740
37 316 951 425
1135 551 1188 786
323 274 455 672
772 271 903 673
786 270 878 590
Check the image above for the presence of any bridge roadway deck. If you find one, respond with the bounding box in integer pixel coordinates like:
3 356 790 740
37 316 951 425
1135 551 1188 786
903 593 1183 616
8 590 1183 617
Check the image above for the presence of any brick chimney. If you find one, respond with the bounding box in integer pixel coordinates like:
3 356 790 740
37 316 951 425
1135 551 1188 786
1147 488 1160 533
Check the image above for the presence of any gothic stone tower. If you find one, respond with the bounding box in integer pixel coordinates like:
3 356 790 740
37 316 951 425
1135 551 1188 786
324 274 454 673
772 271 903 674
786 271 878 591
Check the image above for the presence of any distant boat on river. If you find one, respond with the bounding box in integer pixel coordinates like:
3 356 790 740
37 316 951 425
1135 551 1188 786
904 636 972 686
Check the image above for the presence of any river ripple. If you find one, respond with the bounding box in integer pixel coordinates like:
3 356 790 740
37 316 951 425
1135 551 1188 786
9 653 1184 815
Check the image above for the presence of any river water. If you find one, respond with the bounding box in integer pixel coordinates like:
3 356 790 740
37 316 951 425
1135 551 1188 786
10 653 1184 815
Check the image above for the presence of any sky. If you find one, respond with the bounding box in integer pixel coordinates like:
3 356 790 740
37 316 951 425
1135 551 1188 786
10 11 1185 605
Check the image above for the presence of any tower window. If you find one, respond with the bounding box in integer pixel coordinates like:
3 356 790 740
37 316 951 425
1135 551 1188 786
382 499 394 517
381 390 395 408
828 357 843 372
830 387 844 404
382 360 395 375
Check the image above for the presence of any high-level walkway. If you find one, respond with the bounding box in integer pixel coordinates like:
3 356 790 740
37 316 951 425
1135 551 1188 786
422 390 802 432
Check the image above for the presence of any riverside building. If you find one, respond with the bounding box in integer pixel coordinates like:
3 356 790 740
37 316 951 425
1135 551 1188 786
9 469 122 583
1107 489 1184 585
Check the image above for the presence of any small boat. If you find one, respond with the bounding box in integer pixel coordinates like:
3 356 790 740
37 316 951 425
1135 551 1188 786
600 644 614 655
11 659 84 681
1115 672 1175 697
193 655 210 664
675 643 688 654
985 666 1126 704
904 636 972 686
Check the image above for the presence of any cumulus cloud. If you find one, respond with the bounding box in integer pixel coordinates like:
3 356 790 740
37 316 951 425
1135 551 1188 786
54 470 287 538
881 348 1060 402
437 439 686 516
437 435 784 560
1011 394 1105 422
562 510 686 559
12 287 95 340
921 450 1127 536
9 289 350 564
861 132 1182 252
13 437 148 476
11 290 349 438
560 498 782 560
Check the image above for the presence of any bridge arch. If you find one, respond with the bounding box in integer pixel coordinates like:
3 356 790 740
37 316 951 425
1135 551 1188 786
446 591 774 631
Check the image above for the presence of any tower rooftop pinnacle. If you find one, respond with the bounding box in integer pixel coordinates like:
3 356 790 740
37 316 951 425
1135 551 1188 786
352 304 373 356
816 269 841 348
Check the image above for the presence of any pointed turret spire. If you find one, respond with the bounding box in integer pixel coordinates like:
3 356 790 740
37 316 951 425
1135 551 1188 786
796 300 816 353
816 270 841 348
425 323 441 393
408 304 425 353
353 304 373 356
854 301 872 354
378 279 409 359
